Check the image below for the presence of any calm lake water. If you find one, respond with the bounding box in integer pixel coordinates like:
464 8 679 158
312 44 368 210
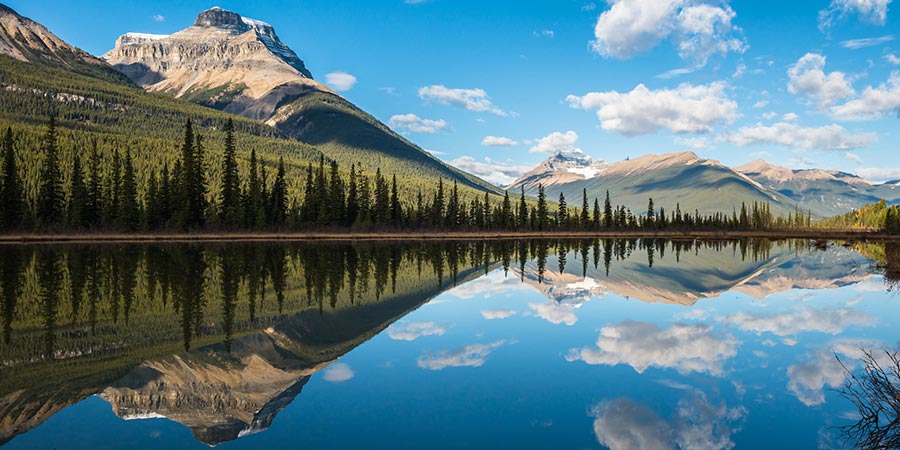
0 239 897 449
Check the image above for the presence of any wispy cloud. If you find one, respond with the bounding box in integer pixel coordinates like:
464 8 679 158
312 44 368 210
840 35 895 49
419 85 507 116
389 114 449 134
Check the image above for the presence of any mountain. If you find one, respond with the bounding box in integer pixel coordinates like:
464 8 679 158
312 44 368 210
509 150 607 192
103 6 494 192
512 152 791 216
0 3 128 83
736 160 900 217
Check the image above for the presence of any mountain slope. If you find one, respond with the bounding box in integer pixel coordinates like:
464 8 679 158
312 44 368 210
509 150 607 192
515 152 793 216
736 160 900 217
103 6 495 192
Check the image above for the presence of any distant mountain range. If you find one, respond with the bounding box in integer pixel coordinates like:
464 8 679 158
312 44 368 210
510 151 900 217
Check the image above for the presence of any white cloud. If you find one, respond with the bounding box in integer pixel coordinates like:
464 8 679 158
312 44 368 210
787 339 883 406
886 52 900 64
721 308 876 337
417 340 509 370
152 14 165 22
752 100 769 108
840 35 895 49
761 112 778 119
592 396 745 450
787 53 855 108
481 309 517 320
529 131 581 154
855 167 900 183
733 63 746 78
782 112 800 121
481 136 519 147
567 82 739 135
590 0 746 67
722 122 877 150
819 0 893 30
446 269 535 299
418 85 507 116
657 67 696 79
388 114 449 134
325 71 358 91
388 321 448 341
533 29 555 38
566 321 738 376
830 72 900 120
845 151 865 163
674 136 709 150
529 302 580 326
449 156 534 186
322 363 355 382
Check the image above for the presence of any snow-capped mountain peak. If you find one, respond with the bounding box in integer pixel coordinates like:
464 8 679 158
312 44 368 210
508 150 607 190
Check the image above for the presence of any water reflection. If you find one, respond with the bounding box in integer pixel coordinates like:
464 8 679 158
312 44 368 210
0 239 897 448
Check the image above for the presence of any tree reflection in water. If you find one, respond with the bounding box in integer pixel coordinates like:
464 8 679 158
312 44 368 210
838 349 900 450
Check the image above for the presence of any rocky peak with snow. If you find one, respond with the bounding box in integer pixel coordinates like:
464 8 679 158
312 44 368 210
508 150 607 190
103 6 326 120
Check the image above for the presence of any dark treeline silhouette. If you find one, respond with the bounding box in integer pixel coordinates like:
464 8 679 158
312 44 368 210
0 117 868 234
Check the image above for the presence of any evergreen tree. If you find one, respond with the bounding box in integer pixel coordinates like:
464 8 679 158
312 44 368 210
518 187 528 229
603 190 613 229
580 188 589 228
501 190 512 229
390 174 401 226
431 179 444 227
270 157 288 226
244 149 262 227
536 185 548 231
645 198 655 228
328 160 344 225
557 192 568 228
219 119 241 227
1 127 23 229
37 117 63 228
118 150 139 230
592 198 601 230
346 164 359 225
67 153 86 228
85 141 102 228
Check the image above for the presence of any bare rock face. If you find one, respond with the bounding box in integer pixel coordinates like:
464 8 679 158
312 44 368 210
102 7 329 121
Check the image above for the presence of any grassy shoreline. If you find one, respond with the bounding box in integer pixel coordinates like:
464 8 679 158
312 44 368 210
0 229 897 244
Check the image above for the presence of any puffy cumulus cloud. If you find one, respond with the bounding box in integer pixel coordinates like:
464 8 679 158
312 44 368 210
566 321 738 376
481 309 518 320
324 71 358 91
388 321 448 341
529 302 580 326
590 0 746 67
721 308 876 337
887 53 900 65
787 339 884 406
418 85 507 116
388 114 449 134
782 112 800 121
722 122 877 151
566 82 738 135
481 136 519 147
322 363 355 382
417 340 509 370
674 136 710 150
819 0 893 30
448 156 533 186
529 131 581 154
592 395 746 450
787 53 855 108
830 72 900 120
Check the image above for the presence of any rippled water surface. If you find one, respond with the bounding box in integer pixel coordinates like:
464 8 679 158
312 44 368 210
0 239 897 449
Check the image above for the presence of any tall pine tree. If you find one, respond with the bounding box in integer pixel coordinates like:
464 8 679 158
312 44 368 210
219 119 241 227
1 127 23 229
37 117 63 228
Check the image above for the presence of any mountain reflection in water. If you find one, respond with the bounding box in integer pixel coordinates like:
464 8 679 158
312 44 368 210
0 239 897 449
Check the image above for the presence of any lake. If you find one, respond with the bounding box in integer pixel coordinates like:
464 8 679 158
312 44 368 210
0 239 897 449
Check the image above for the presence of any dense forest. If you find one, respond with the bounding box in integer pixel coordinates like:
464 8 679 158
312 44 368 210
818 200 900 233
0 117 845 233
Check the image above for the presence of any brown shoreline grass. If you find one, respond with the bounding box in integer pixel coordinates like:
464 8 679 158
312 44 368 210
0 229 897 245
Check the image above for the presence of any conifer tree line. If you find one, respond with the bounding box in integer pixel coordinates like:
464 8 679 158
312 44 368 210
1 117 895 233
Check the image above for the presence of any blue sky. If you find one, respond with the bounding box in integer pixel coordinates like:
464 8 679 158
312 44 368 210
10 0 900 184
